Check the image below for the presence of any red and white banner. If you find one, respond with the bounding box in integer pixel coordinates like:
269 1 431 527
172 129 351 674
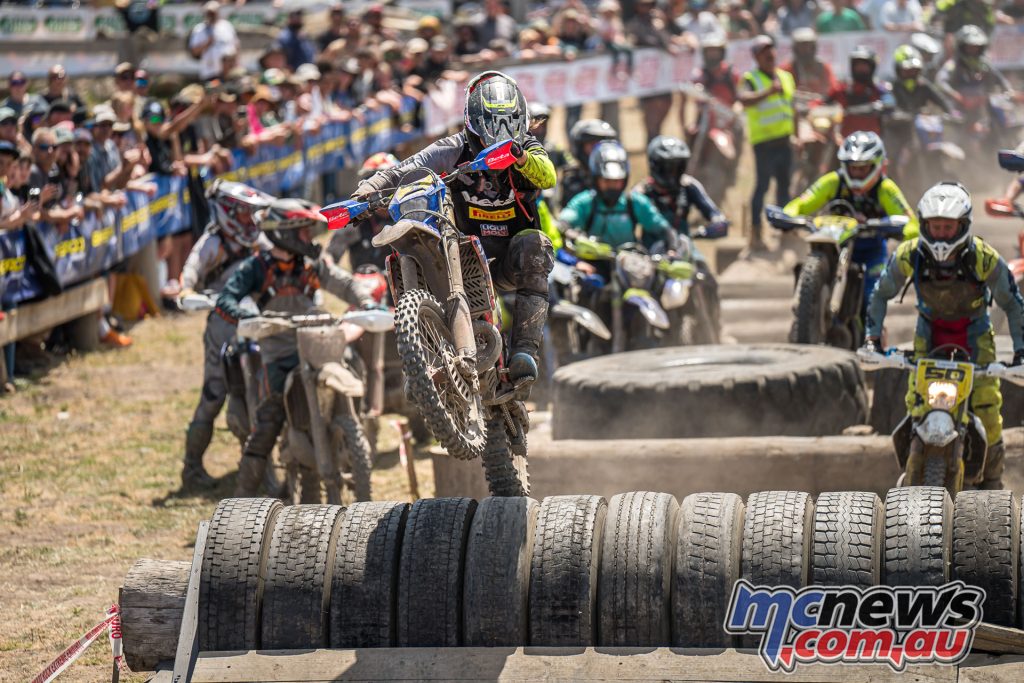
31 604 124 683
425 25 1024 134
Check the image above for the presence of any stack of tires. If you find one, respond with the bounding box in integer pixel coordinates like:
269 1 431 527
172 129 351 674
196 488 1022 651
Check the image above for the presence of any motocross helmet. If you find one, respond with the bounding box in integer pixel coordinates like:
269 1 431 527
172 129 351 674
208 179 273 248
700 32 727 69
647 135 691 189
837 131 886 193
569 118 618 167
257 197 326 261
358 152 399 180
464 70 529 154
589 140 630 206
910 32 942 73
917 181 972 264
955 24 989 71
849 45 877 85
893 44 924 85
791 27 817 64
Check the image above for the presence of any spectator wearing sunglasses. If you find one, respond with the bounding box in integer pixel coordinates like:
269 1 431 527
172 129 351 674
1 71 40 118
41 65 85 113
28 128 82 228
114 62 136 95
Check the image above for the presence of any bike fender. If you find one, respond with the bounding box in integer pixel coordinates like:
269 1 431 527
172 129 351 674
805 232 841 247
371 218 440 248
660 277 692 310
914 411 958 447
551 300 613 340
319 362 365 398
237 317 292 341
624 292 671 330
709 128 736 160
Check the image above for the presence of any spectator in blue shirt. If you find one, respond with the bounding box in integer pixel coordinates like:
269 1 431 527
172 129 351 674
277 10 317 71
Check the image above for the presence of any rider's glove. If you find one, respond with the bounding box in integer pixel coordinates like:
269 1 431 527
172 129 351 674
351 182 375 203
862 337 881 355
563 228 583 243
1013 349 1024 367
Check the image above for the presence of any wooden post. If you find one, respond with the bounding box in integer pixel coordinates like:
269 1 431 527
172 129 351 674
119 559 189 672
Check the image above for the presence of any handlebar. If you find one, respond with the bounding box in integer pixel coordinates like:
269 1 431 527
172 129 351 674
764 205 907 238
857 347 1024 384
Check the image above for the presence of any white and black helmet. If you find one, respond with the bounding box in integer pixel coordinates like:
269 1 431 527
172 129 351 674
257 197 325 261
917 181 972 264
208 179 273 248
464 71 529 153
837 131 886 192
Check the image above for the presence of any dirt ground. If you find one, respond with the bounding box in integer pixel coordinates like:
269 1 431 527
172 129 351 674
0 309 435 682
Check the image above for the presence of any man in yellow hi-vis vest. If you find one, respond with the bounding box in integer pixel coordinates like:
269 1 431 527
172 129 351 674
740 35 796 252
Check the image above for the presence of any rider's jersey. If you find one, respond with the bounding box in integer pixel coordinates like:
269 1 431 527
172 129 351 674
936 58 1012 99
631 175 724 237
180 227 265 293
784 171 919 260
891 77 952 114
694 64 739 106
866 236 1024 352
781 59 838 99
827 81 892 137
558 189 674 251
356 131 556 240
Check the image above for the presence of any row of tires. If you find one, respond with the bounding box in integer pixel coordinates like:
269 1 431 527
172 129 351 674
198 487 1022 653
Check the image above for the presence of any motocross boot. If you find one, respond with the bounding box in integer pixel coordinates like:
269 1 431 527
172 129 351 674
298 467 322 504
508 293 549 386
980 440 1005 490
181 421 217 490
234 454 268 497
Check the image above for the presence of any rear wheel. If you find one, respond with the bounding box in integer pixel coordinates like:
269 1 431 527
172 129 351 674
394 289 487 460
791 253 831 345
481 408 529 497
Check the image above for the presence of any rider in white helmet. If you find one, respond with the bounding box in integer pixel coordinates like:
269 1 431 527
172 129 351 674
864 181 1024 489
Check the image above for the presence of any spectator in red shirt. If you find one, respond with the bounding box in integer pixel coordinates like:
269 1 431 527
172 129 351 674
781 28 837 98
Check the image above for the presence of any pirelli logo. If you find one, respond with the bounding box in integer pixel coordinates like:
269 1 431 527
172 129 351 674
468 206 515 221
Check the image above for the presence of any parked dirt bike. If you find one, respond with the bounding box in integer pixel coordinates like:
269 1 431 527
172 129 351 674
236 309 393 504
987 148 1024 289
568 237 696 352
680 83 742 206
321 139 531 497
792 96 842 192
890 112 965 200
766 202 909 349
859 344 1024 496
547 250 613 364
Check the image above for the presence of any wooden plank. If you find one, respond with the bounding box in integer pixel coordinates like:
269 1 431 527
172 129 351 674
971 622 1024 655
0 278 107 345
187 647 957 682
172 520 209 683
958 654 1024 682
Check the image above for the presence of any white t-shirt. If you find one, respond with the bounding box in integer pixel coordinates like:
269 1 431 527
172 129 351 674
188 18 239 81
879 0 922 28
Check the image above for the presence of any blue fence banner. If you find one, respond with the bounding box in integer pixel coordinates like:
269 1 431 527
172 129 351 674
0 95 422 309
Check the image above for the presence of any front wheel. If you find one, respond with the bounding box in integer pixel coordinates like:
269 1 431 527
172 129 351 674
912 446 964 498
335 413 373 502
395 289 487 460
481 408 529 497
790 253 832 345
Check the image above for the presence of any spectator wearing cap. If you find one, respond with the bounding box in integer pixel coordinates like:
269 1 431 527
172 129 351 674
46 101 74 128
258 43 288 72
42 65 85 112
0 108 18 146
114 62 136 94
318 4 347 51
477 0 518 44
739 35 795 251
1 71 40 118
189 1 240 82
417 15 442 41
88 109 126 193
0 140 31 230
278 10 317 71
143 90 207 176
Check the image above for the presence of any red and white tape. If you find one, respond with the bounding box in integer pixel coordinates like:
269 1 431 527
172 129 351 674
32 604 125 683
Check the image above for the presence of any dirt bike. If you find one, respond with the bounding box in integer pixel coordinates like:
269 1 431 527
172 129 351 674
986 149 1024 289
548 250 613 364
858 344 1024 496
889 111 965 201
792 96 842 192
766 202 908 349
236 309 393 504
321 139 531 497
680 83 742 206
568 237 694 353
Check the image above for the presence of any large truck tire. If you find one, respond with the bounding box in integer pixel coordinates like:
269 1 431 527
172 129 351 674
952 490 1019 627
812 491 884 587
883 486 952 587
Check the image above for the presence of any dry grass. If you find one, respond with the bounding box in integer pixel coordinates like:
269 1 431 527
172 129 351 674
0 312 434 682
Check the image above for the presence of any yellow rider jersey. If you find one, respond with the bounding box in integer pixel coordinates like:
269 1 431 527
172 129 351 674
784 171 920 242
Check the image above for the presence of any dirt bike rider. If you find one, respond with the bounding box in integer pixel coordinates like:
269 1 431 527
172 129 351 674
863 181 1024 489
325 152 399 272
684 33 745 165
888 45 955 178
215 198 377 497
632 135 728 331
826 46 894 139
781 28 838 100
936 25 1015 130
352 70 558 391
178 180 273 490
559 118 618 208
782 131 918 317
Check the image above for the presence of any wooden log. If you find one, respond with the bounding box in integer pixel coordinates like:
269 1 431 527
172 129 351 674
119 558 189 672
972 623 1024 656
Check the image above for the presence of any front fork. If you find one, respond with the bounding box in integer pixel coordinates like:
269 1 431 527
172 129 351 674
611 278 625 355
299 364 341 497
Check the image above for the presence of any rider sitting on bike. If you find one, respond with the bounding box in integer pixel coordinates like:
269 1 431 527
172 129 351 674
692 33 741 108
215 198 376 497
936 24 1014 118
353 70 558 390
781 28 838 99
632 135 729 332
326 151 398 272
560 118 619 208
863 181 1024 489
783 131 918 316
891 45 954 117
178 180 272 490
826 46 894 138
